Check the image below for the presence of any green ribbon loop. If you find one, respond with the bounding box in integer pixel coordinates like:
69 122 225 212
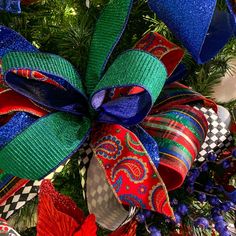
3 52 85 95
0 112 91 180
85 0 133 95
91 50 167 107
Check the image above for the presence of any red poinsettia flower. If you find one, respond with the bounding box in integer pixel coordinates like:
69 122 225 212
37 180 97 236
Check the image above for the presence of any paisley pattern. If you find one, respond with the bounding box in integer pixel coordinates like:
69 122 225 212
11 69 65 90
119 194 146 208
134 32 184 76
113 176 123 193
149 184 173 218
94 135 123 160
137 185 147 194
111 157 148 183
125 133 146 156
91 124 174 218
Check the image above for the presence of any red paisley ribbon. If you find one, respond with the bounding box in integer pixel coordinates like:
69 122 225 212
91 124 174 218
135 32 184 77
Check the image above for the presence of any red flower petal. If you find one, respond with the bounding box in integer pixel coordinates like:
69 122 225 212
73 214 97 236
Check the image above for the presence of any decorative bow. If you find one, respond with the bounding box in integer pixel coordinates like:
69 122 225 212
148 0 236 64
0 0 211 227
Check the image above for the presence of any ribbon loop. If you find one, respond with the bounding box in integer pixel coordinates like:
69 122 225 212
142 105 208 190
3 52 88 115
0 26 37 58
0 112 91 180
0 0 21 13
148 0 235 63
85 0 133 95
91 50 167 126
134 32 184 77
0 88 47 117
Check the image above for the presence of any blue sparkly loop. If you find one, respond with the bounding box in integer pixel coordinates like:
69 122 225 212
148 0 236 64
0 0 21 13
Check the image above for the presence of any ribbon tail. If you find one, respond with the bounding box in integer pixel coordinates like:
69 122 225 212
90 123 174 218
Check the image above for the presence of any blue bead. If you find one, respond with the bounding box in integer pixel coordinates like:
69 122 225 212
208 196 221 206
194 217 209 229
201 163 208 172
149 225 162 236
135 213 146 223
220 230 231 236
190 168 200 177
204 180 214 192
212 214 224 222
170 198 178 206
208 153 217 161
215 221 228 233
177 204 189 216
174 212 182 224
144 210 152 218
220 203 231 212
231 148 236 158
211 207 221 215
197 192 206 202
222 160 230 169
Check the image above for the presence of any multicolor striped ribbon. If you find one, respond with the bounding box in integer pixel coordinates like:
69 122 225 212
142 105 208 191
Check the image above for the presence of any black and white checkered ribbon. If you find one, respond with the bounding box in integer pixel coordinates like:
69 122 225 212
0 163 66 220
194 106 233 162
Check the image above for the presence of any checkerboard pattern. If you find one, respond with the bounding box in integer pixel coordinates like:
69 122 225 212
78 141 93 199
194 106 233 162
0 180 40 219
0 162 67 219
86 156 132 231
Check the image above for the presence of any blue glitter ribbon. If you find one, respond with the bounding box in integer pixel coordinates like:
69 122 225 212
148 0 236 64
0 0 21 13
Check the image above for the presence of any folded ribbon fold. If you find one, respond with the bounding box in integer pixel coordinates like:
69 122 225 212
148 0 236 63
